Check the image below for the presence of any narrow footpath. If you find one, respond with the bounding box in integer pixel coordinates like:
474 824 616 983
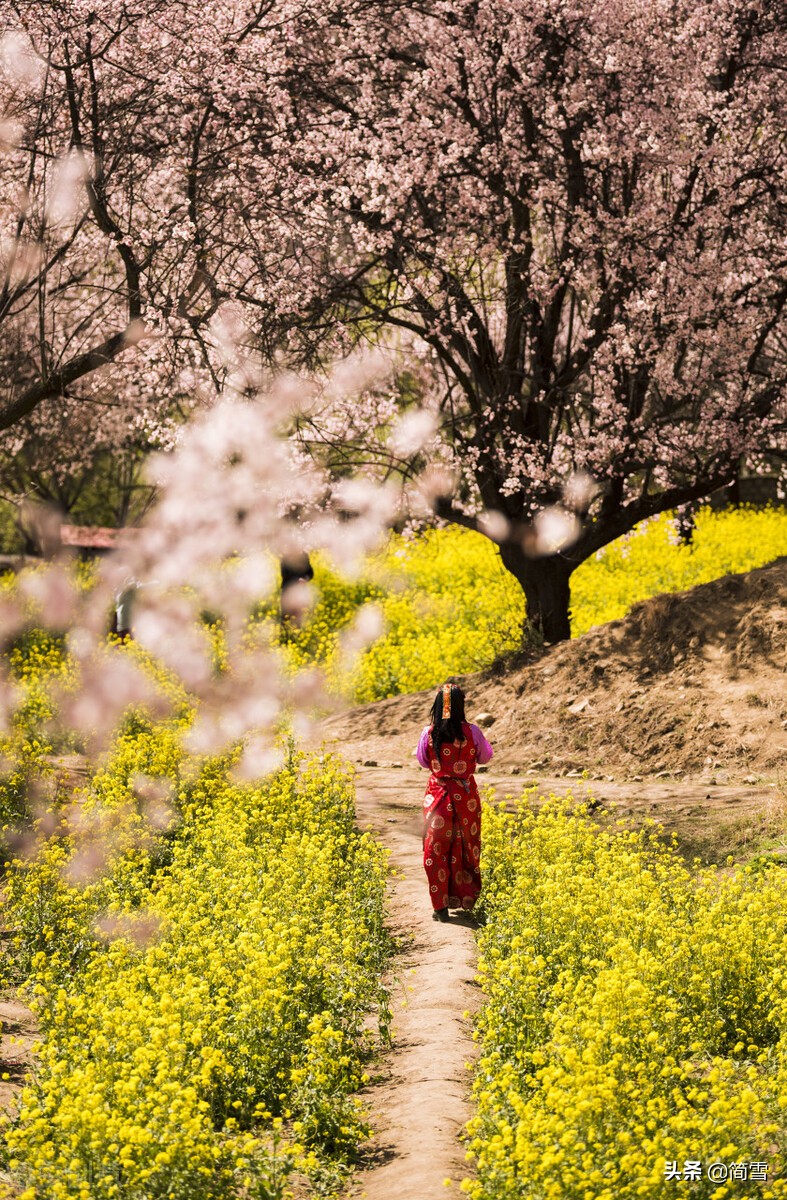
345 764 482 1200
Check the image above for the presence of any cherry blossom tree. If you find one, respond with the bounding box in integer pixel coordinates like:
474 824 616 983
0 361 184 543
0 0 301 436
0 0 338 549
1 0 785 642
260 0 787 641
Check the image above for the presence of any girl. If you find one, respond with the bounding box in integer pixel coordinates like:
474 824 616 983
415 683 493 922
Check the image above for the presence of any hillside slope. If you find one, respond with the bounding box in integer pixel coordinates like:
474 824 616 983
318 557 787 782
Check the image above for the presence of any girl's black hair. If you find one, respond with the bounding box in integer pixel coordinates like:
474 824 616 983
429 685 467 754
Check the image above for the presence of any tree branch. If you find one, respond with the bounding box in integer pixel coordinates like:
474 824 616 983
0 324 142 432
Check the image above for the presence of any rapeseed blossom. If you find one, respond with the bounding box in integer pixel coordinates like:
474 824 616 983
1 626 390 1199
269 507 787 701
465 798 787 1199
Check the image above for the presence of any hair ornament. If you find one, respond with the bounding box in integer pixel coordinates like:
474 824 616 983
442 682 452 719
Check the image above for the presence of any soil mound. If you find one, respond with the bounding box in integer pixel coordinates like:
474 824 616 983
318 557 787 781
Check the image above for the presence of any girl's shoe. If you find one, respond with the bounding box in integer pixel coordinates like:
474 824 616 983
432 907 449 923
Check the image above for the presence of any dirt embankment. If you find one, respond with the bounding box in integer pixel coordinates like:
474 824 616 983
319 558 787 786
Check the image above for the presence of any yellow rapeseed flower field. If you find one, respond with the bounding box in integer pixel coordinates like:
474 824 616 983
465 796 787 1200
1 507 786 1198
0 601 391 1199
269 507 787 702
3 741 390 1199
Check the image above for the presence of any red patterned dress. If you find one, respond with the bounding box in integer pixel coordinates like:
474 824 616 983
422 722 482 911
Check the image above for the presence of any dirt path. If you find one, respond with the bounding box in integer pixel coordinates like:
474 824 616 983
340 756 786 1200
0 995 36 1113
1 753 782 1200
345 765 482 1200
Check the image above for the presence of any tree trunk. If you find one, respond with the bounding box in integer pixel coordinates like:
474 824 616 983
498 542 573 644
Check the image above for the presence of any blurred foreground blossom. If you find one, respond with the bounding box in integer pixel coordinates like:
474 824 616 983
133 598 214 691
0 117 20 149
131 774 176 831
477 510 510 543
280 579 315 625
232 737 285 783
223 552 277 604
415 463 458 505
0 363 410 905
0 30 43 89
320 350 390 406
94 911 162 947
337 603 385 672
531 507 582 557
562 472 599 514
57 648 161 745
17 563 79 630
20 500 62 558
388 408 438 457
47 151 89 228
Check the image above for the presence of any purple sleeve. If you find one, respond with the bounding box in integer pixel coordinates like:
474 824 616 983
470 723 493 764
415 727 432 769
